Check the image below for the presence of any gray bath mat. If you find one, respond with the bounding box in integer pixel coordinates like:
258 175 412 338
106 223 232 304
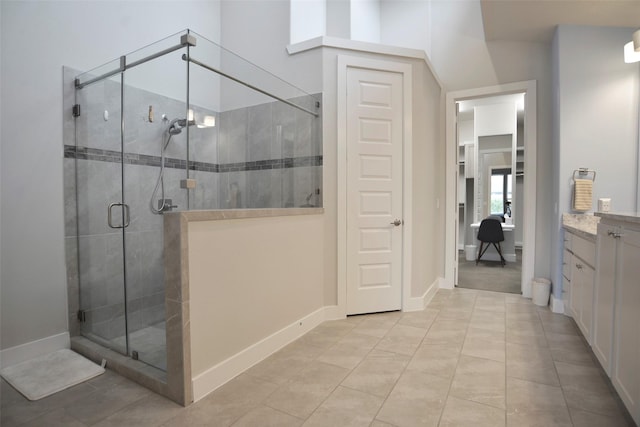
0 349 104 400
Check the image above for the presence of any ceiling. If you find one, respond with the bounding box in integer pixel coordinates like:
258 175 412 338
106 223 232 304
481 0 640 43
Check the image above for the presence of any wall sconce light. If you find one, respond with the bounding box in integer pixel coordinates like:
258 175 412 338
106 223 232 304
188 108 216 128
197 115 216 128
624 41 640 63
624 28 640 63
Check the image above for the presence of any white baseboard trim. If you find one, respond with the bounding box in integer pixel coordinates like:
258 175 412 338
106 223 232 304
404 278 440 312
429 278 443 304
550 294 565 314
439 275 454 290
323 305 344 321
192 306 327 402
0 332 70 369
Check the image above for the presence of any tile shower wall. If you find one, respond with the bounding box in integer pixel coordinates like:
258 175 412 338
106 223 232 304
64 66 322 347
217 99 322 209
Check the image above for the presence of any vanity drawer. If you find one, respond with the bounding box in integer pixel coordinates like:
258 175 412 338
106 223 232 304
572 234 595 268
563 232 573 251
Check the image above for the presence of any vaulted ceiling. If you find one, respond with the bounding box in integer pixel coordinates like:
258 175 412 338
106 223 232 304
481 0 640 43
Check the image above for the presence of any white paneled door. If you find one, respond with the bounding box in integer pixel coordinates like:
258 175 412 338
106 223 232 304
346 67 404 315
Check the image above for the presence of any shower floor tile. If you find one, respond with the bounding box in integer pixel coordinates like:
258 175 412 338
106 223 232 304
111 322 166 371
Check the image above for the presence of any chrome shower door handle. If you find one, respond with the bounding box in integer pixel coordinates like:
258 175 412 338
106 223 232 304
123 203 130 228
108 202 130 229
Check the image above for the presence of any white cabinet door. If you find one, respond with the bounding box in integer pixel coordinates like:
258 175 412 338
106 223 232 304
593 223 617 376
578 263 594 345
612 228 640 425
571 257 594 344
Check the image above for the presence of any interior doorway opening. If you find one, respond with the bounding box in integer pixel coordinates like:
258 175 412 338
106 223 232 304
445 81 537 297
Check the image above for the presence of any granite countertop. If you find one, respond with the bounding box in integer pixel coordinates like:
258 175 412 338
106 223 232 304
595 211 640 225
562 213 599 240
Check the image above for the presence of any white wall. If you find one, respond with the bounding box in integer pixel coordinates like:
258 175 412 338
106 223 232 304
188 214 324 377
350 0 381 43
428 0 553 281
474 103 516 137
221 0 322 95
551 25 639 299
0 1 221 351
326 0 351 39
290 0 326 44
380 0 431 57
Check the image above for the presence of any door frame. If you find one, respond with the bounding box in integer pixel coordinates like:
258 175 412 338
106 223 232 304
337 55 413 315
445 80 537 297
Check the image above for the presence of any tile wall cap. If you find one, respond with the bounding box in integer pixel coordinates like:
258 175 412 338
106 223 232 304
166 208 324 223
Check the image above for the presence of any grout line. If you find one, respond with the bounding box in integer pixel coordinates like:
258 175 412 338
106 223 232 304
435 289 475 426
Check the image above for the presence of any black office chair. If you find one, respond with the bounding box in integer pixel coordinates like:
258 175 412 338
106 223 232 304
476 217 506 267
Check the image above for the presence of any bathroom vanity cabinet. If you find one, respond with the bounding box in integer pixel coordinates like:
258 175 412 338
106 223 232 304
594 214 640 425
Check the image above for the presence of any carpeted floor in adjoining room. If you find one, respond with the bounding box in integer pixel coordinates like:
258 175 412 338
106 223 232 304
457 249 522 294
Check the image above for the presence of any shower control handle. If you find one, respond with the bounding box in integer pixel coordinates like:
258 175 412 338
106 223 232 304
108 202 130 229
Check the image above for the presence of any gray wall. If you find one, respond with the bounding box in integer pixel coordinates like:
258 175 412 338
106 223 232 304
0 1 222 352
551 25 640 299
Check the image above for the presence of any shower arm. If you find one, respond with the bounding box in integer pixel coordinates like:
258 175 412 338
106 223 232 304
182 55 319 118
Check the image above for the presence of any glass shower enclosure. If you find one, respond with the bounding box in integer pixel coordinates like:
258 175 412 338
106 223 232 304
65 30 322 379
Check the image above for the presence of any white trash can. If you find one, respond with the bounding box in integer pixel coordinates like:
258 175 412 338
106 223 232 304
465 245 476 261
532 278 551 306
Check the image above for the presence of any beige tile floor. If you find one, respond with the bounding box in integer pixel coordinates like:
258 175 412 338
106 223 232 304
1 288 635 426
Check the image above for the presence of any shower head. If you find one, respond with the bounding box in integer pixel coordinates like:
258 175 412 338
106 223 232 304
167 117 195 135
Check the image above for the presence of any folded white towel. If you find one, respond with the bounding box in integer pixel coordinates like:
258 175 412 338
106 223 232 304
573 179 592 212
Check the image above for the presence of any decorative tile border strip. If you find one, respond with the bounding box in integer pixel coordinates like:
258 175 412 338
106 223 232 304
64 145 322 172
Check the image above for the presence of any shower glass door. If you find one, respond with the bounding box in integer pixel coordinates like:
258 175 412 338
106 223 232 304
75 64 128 355
120 37 187 371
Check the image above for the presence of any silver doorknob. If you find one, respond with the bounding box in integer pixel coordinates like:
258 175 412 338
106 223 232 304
390 219 403 226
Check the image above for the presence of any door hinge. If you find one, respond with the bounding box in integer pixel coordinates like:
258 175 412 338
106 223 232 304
77 310 86 323
72 104 81 118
